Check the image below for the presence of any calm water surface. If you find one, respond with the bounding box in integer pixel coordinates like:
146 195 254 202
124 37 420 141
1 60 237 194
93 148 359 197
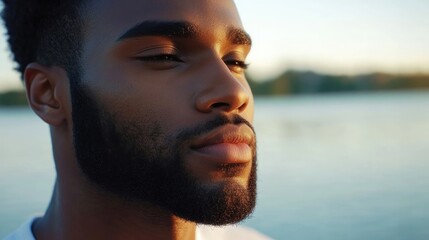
1 91 429 239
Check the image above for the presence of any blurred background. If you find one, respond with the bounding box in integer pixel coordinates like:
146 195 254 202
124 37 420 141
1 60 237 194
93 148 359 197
1 0 429 239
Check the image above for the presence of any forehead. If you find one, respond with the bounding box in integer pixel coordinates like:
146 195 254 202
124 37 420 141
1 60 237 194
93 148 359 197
84 0 243 43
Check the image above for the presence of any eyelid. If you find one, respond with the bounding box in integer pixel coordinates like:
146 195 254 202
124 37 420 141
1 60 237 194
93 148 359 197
132 45 183 63
131 43 179 56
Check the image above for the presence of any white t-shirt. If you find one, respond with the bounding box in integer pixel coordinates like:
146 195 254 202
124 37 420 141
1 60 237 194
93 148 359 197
4 217 272 240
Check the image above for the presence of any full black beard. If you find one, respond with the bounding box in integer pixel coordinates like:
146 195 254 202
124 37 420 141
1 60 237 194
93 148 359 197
70 80 257 225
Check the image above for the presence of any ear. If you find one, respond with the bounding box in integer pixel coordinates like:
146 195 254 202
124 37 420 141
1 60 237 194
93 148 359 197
24 63 69 126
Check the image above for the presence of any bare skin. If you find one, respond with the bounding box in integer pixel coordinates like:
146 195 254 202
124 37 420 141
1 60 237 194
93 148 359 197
24 0 254 239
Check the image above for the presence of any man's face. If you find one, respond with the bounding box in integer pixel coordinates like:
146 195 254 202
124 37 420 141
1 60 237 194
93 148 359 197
71 0 256 224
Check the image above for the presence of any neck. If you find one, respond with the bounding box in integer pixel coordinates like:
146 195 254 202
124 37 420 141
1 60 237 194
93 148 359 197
34 127 196 240
34 178 197 240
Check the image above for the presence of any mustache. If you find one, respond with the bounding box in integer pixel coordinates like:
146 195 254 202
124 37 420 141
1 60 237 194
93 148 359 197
175 114 255 142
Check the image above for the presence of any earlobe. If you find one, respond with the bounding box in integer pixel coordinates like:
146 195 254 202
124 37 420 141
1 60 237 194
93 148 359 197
24 63 68 126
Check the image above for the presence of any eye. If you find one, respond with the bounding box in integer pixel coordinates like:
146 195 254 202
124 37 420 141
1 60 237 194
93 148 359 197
133 52 184 70
135 54 184 63
224 60 249 69
224 60 249 73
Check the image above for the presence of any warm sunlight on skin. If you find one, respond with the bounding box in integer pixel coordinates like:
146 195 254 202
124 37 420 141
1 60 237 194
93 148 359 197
1 0 262 239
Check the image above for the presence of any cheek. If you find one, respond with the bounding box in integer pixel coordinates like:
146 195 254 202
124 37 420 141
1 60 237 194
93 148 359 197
96 83 197 138
88 63 188 117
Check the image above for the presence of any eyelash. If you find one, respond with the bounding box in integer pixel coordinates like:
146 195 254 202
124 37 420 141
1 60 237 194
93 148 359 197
136 54 249 70
135 54 184 62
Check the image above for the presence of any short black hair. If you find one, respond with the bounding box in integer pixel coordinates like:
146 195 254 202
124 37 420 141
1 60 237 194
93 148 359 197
1 0 85 80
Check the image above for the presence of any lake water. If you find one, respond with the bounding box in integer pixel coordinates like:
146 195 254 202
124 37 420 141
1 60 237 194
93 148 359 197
1 91 429 239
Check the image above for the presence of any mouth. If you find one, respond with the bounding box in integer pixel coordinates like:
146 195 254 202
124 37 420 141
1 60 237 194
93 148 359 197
190 124 255 165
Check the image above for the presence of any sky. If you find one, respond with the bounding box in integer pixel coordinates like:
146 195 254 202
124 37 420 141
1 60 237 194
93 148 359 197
1 0 429 91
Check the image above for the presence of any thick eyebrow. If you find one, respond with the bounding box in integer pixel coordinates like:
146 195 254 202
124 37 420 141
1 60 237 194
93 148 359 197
228 27 252 46
117 20 198 42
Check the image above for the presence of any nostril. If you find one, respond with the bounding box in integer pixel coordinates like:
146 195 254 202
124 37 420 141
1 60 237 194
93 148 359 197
210 102 230 109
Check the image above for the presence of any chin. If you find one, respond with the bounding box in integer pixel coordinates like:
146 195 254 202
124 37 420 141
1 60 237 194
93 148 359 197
163 162 257 225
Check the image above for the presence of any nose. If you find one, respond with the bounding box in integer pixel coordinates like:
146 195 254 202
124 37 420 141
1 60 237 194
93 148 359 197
194 60 251 114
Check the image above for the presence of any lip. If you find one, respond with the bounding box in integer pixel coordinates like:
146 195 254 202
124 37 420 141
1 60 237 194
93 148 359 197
190 124 255 164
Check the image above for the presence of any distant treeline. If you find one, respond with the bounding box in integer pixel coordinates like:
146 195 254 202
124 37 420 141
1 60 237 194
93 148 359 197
248 71 429 95
0 90 27 106
1 71 429 106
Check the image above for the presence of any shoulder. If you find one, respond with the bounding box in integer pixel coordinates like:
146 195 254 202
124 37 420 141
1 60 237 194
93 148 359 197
3 217 38 240
196 224 272 240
